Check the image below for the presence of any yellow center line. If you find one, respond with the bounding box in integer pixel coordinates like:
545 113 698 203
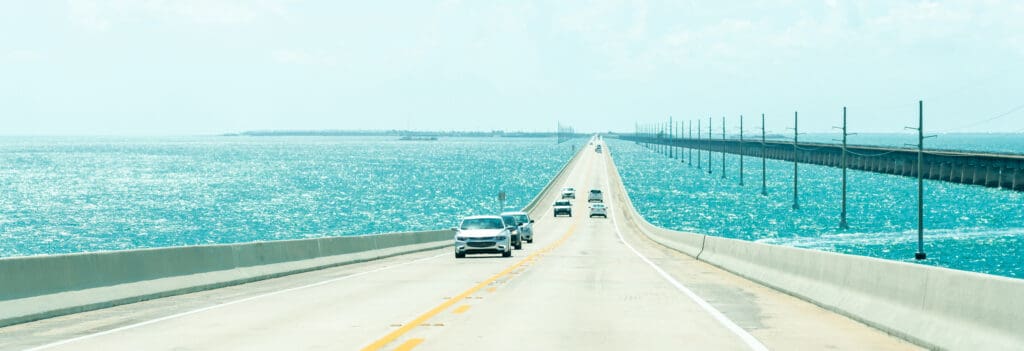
452 305 471 314
359 221 578 351
393 338 424 351
359 148 595 351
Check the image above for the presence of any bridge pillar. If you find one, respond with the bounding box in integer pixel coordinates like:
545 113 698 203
1000 167 1015 189
972 163 986 186
1014 168 1024 191
985 166 1001 188
927 162 941 180
956 162 968 184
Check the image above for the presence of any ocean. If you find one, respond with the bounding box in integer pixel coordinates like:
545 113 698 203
609 134 1024 279
2 134 1021 280
0 136 580 257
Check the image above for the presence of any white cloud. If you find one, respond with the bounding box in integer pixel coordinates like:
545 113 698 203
66 0 288 31
67 0 111 31
2 50 46 63
271 49 336 66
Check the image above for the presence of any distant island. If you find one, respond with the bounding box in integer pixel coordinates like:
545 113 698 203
223 129 588 139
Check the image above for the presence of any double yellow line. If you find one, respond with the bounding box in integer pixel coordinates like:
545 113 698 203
359 221 579 351
360 148 595 351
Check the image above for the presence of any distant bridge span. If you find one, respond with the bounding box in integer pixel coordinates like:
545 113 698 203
619 135 1024 191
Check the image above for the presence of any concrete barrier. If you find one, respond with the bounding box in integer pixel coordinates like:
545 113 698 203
0 230 453 327
604 152 1024 351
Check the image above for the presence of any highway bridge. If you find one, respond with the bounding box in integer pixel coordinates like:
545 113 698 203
1 138 1022 350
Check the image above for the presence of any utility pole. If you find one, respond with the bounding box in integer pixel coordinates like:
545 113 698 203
698 119 702 170
665 120 669 156
708 116 712 174
906 100 935 260
834 107 855 229
721 116 726 179
761 113 767 196
739 115 744 186
688 120 693 166
792 111 800 210
670 117 674 159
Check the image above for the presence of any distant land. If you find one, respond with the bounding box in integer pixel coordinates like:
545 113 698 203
223 129 590 139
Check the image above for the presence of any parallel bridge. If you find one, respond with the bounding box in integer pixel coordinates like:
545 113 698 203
618 135 1024 191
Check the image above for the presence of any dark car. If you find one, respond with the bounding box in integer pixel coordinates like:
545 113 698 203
553 200 572 217
501 214 524 250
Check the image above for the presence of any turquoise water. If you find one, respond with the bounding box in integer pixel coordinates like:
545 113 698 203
610 136 1024 279
0 137 581 257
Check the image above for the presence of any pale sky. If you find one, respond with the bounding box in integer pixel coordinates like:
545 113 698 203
2 0 1023 135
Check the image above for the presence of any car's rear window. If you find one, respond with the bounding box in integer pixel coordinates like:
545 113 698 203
555 201 570 206
514 215 528 223
460 218 504 230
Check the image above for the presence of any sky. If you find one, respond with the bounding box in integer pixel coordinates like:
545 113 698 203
1 0 1023 136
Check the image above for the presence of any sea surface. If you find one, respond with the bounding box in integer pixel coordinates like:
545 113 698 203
0 136 581 257
3 134 1021 280
609 134 1024 279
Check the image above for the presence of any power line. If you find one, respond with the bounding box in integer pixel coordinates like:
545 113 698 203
935 102 1024 133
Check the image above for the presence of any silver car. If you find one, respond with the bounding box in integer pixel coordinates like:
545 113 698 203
589 203 608 218
500 211 535 244
453 215 513 258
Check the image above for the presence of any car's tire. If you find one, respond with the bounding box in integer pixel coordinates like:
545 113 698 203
515 242 522 250
527 238 533 243
455 252 465 258
502 249 512 257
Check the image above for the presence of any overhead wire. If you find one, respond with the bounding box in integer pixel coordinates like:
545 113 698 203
934 102 1024 133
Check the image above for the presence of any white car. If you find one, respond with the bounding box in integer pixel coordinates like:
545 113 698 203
589 203 608 218
453 215 513 258
560 187 576 199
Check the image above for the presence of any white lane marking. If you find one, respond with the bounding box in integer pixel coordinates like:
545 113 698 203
600 155 770 351
25 252 448 351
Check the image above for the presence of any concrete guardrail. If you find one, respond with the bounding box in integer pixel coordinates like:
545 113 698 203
604 147 1024 350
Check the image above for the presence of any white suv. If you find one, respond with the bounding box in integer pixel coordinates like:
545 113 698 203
453 215 513 258
560 187 576 199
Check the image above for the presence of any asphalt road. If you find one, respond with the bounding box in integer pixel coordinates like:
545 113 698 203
1 139 921 351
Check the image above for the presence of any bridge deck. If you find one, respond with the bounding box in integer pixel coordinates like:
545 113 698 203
622 135 1024 191
0 141 920 351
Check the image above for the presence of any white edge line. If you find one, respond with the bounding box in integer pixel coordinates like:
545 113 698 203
600 150 770 351
24 252 448 351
